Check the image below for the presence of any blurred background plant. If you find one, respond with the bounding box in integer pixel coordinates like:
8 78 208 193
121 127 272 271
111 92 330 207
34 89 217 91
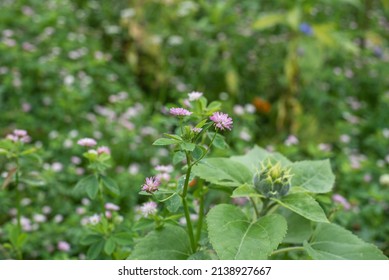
1 0 388 258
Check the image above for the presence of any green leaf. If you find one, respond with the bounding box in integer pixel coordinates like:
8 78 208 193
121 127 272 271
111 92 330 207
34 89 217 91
165 193 182 213
87 239 105 260
192 158 252 187
153 138 181 146
304 223 388 260
207 204 287 259
273 193 328 223
180 142 196 152
282 210 312 244
290 160 335 193
163 133 183 141
112 232 133 246
74 175 99 199
192 145 206 161
80 234 103 245
231 184 263 198
129 224 192 260
208 132 228 150
206 101 222 113
252 13 285 30
104 237 116 255
173 151 186 165
101 175 120 196
231 146 291 172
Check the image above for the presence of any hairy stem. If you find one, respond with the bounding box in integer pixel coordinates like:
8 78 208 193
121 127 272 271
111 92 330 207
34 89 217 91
250 197 260 220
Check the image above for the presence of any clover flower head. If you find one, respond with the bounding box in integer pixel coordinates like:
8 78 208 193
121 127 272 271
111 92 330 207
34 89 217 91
210 112 233 130
77 138 97 147
332 194 351 210
105 202 120 211
155 165 173 173
6 129 31 143
188 91 203 101
142 176 160 193
169 107 192 116
97 146 111 155
140 201 158 217
57 241 71 252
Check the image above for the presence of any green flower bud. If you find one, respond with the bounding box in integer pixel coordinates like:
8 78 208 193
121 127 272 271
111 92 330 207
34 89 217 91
253 161 292 198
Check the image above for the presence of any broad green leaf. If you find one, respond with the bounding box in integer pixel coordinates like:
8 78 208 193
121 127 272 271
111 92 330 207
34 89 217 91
282 210 312 244
206 101 222 112
87 239 105 260
208 132 228 150
304 223 388 260
290 160 335 193
231 146 291 172
231 184 263 198
165 193 182 213
74 175 99 199
207 204 287 259
192 158 252 187
104 237 116 255
153 138 181 146
113 232 133 246
101 175 120 196
192 145 206 161
129 224 191 260
273 193 328 223
173 151 186 165
180 142 196 152
252 13 285 30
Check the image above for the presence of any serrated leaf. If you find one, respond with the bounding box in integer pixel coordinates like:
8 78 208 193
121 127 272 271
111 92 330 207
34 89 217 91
101 175 120 196
192 158 252 187
304 223 388 260
290 160 335 193
282 210 312 244
73 174 99 199
273 193 328 223
252 13 285 30
87 239 105 260
207 204 287 259
153 138 181 146
104 237 116 255
128 224 192 260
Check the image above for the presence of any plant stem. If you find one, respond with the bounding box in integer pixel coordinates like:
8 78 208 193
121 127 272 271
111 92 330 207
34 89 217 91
15 162 21 233
271 246 305 256
182 152 196 252
98 176 106 218
250 197 259 219
195 180 205 244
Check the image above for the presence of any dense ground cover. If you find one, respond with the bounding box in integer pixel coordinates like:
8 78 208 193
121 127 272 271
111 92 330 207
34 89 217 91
0 0 388 259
